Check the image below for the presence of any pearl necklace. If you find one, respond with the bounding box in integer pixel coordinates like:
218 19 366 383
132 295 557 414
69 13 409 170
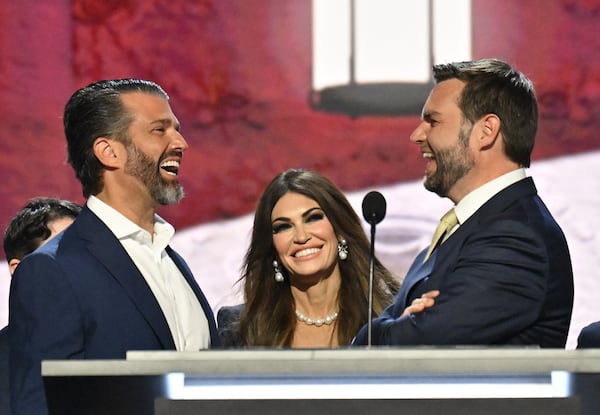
295 310 339 326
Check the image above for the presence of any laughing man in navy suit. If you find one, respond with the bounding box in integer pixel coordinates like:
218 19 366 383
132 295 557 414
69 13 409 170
9 79 220 415
354 59 574 348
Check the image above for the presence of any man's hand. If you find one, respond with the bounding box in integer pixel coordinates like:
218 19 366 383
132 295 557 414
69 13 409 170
400 290 440 317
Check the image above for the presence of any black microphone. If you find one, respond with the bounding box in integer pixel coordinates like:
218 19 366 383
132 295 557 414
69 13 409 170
362 191 387 225
361 191 387 348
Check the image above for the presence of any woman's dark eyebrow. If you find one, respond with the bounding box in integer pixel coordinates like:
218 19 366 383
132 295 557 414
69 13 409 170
272 206 322 224
301 207 322 218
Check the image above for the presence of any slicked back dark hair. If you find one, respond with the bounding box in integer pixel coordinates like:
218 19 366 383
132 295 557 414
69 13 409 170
3 197 82 261
63 78 169 197
433 58 538 167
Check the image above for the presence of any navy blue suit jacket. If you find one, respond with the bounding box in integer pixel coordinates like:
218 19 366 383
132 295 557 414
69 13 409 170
9 206 219 415
354 177 574 348
577 321 600 348
0 325 9 415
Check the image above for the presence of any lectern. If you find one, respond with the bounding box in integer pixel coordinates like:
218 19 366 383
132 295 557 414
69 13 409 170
42 348 600 414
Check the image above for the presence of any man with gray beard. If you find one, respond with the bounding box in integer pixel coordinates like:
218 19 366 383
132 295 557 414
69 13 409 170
9 79 220 415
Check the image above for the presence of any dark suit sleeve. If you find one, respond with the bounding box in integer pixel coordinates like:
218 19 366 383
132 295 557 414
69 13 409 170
217 304 245 348
358 217 550 346
9 253 84 415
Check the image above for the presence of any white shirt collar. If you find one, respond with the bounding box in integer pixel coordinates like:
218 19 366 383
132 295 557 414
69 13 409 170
87 195 174 243
454 168 527 225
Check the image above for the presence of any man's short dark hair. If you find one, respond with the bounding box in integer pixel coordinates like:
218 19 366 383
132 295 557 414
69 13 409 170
432 58 538 167
63 78 168 197
3 197 82 261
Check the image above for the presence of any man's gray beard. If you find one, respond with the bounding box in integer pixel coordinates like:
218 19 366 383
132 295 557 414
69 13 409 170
155 184 184 206
125 144 185 206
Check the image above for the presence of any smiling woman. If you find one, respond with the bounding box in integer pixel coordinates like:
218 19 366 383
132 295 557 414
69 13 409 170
216 168 438 348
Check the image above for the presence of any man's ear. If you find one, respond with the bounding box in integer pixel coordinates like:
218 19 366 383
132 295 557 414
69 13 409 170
477 114 501 149
9 258 20 276
93 137 122 168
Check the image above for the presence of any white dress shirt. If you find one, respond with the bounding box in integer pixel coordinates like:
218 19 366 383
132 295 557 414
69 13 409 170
87 196 210 350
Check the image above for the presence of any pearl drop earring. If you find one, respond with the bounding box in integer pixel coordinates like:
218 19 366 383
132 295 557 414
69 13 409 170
273 260 284 282
338 239 348 261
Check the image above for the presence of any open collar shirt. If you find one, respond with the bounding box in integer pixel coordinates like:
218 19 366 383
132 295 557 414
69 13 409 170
87 195 210 350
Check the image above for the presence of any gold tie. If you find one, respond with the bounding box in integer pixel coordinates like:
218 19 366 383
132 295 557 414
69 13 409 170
424 208 458 262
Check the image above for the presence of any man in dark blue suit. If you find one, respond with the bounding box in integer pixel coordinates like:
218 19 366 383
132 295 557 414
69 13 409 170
577 322 600 348
9 79 220 415
1 198 81 415
354 59 574 348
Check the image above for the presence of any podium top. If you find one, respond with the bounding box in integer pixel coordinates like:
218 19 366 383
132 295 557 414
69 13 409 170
42 348 600 377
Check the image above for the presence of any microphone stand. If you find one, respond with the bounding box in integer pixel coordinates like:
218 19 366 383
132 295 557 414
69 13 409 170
367 218 376 348
362 190 386 349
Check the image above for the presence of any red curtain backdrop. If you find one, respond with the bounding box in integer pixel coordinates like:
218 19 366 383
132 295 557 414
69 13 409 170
0 0 598 240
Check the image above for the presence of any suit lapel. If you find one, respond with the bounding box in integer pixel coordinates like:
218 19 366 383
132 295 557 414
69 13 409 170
166 246 220 346
393 248 436 315
76 207 176 349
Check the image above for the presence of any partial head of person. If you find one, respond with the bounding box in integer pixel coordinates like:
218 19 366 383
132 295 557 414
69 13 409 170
410 58 538 203
3 197 82 275
63 78 188 207
241 168 398 346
